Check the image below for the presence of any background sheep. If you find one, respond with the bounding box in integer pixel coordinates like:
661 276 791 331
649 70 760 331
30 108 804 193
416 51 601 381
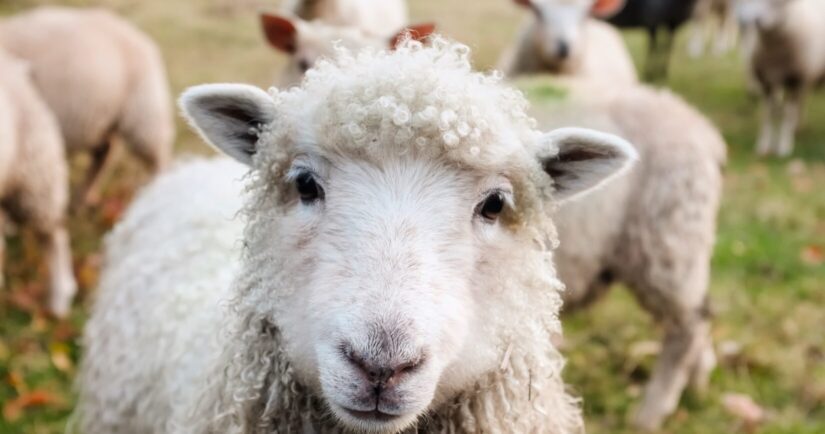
260 12 434 86
688 0 738 57
736 0 825 157
528 79 726 431
79 40 637 433
0 50 76 318
603 0 700 80
0 6 174 205
285 0 409 37
500 0 638 84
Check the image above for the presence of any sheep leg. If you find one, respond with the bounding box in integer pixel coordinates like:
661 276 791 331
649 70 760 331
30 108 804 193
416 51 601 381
756 87 781 156
0 213 5 288
644 27 661 81
776 87 803 157
39 227 77 318
634 317 711 431
76 140 113 208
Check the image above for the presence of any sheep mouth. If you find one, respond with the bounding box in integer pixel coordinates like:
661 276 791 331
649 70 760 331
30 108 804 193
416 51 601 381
340 407 402 423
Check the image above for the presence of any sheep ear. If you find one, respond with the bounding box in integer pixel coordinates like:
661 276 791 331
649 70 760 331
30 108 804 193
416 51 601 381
513 0 533 8
591 0 625 18
179 84 276 166
389 23 436 49
538 127 637 202
261 13 298 53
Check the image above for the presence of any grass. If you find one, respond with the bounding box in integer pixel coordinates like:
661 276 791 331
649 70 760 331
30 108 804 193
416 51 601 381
0 0 823 433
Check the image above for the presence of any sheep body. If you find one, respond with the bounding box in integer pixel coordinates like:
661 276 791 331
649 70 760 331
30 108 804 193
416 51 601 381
526 78 725 430
0 6 174 202
0 49 76 317
502 16 637 84
738 0 825 156
78 39 642 434
285 0 408 36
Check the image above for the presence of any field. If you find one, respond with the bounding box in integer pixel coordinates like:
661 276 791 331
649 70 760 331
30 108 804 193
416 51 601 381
0 0 823 433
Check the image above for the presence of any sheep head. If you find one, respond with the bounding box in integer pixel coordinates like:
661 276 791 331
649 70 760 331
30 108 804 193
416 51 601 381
735 0 795 31
260 13 435 86
513 0 624 68
181 39 635 433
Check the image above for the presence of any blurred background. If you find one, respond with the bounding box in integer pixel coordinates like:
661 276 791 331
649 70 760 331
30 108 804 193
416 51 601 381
0 0 822 433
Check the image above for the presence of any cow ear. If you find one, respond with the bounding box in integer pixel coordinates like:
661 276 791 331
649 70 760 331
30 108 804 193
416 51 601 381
260 13 298 53
179 84 277 166
591 0 625 18
537 127 637 202
389 23 436 49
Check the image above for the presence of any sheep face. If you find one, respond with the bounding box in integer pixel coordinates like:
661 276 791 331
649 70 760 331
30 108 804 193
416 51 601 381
181 41 636 433
515 0 624 68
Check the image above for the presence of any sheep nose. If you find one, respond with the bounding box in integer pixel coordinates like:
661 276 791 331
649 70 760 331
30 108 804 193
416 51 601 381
343 346 424 389
557 40 570 59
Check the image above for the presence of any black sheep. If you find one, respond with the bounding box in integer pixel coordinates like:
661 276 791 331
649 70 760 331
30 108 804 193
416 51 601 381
605 0 700 80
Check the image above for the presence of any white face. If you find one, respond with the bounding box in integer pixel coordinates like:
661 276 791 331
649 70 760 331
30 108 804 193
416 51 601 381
735 0 792 30
275 155 514 431
180 82 635 433
530 0 593 65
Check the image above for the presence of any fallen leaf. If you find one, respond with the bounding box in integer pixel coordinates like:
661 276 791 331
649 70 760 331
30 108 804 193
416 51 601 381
722 392 765 432
800 245 823 266
2 390 62 422
76 253 102 290
50 342 74 374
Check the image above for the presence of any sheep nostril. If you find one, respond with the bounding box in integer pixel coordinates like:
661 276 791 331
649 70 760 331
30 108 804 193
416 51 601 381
557 40 570 59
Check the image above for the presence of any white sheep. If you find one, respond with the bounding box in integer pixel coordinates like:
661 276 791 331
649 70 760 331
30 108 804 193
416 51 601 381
285 0 409 38
0 6 174 205
78 39 638 433
525 77 726 431
0 49 76 317
499 0 638 84
260 12 434 86
735 0 825 156
688 0 739 57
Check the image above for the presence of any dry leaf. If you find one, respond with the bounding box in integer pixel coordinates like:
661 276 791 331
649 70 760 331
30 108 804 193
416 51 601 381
722 392 765 431
800 245 823 266
50 343 74 374
1 390 61 422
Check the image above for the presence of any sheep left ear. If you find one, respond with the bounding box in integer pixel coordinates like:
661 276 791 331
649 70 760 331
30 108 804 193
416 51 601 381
389 23 436 49
538 127 637 202
179 84 277 166
591 0 626 18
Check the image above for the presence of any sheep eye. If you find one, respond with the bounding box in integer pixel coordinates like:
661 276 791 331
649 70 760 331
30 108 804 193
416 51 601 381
476 191 506 222
295 172 323 203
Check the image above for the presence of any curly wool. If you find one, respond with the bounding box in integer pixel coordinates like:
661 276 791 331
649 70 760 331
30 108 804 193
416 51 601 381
80 39 582 434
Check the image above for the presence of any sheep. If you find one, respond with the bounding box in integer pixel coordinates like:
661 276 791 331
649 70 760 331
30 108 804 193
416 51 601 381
0 6 174 206
524 77 726 431
688 0 739 57
260 12 434 86
0 49 76 318
735 0 825 157
285 0 409 38
78 38 639 433
601 0 700 80
500 0 638 84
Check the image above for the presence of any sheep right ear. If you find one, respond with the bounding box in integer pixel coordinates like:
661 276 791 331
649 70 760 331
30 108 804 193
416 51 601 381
261 13 298 53
537 127 638 202
179 84 277 166
513 0 533 8
591 0 626 18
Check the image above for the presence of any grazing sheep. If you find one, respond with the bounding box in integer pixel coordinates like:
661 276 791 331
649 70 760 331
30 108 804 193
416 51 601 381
500 0 637 84
260 12 434 86
735 0 825 157
602 0 700 80
78 39 638 433
285 0 409 37
525 78 726 431
688 0 738 57
0 6 174 205
0 50 76 317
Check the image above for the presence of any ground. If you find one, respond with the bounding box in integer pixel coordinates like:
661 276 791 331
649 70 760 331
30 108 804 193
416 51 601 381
0 0 823 433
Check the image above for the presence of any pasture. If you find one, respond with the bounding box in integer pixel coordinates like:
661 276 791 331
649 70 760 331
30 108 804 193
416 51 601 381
0 0 823 433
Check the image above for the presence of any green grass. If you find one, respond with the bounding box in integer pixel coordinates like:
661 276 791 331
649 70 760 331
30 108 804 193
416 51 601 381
1 1 824 433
